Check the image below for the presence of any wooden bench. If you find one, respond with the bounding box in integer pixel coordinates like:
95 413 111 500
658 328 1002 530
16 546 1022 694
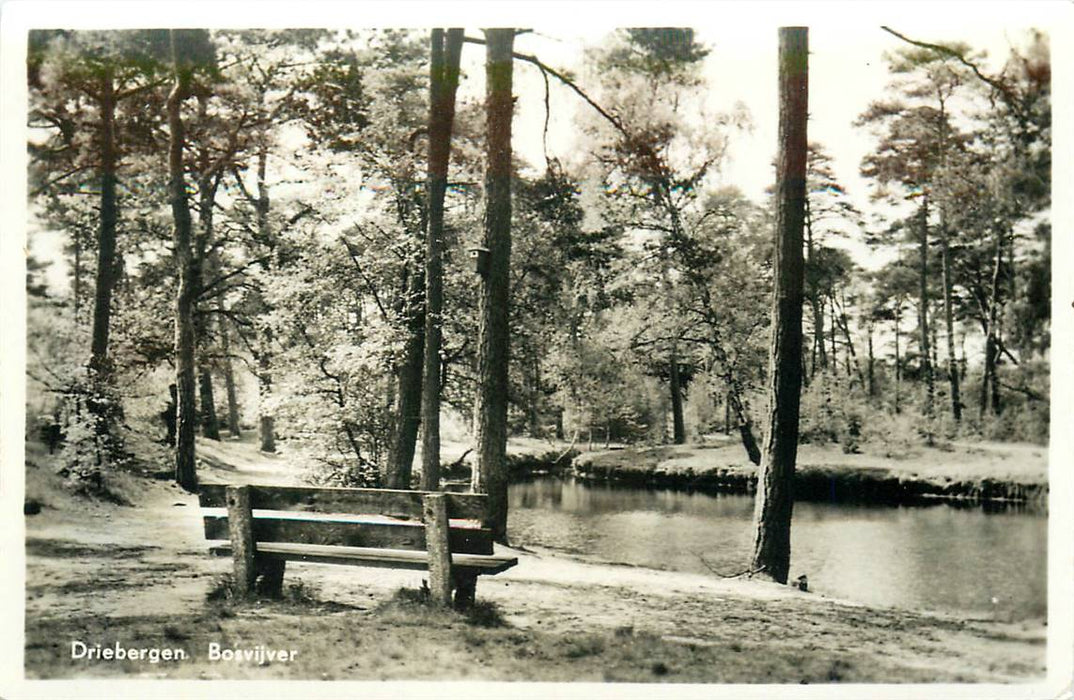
198 483 518 609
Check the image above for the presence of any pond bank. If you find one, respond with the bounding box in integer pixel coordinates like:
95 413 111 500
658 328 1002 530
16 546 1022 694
567 440 1048 508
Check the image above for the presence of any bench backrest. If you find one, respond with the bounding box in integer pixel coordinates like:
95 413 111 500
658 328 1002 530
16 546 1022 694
198 484 494 555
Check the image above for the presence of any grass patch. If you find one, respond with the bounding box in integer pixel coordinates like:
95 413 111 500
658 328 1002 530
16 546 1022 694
463 600 508 628
563 634 605 659
205 572 363 614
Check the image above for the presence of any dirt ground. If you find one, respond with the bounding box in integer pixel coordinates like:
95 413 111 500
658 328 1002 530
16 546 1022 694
21 436 1047 684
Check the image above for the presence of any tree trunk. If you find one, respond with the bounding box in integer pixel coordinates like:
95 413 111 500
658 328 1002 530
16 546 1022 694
751 26 807 585
89 66 117 382
195 165 221 441
87 66 119 446
254 142 276 454
940 247 962 411
828 296 838 373
257 330 276 453
168 39 197 492
73 223 83 320
385 285 424 489
472 28 515 544
805 200 826 377
669 355 686 444
866 321 876 398
832 289 864 389
936 97 961 423
198 368 220 440
917 198 935 426
893 303 902 413
723 376 760 464
421 27 464 491
981 225 1005 419
219 302 241 437
525 351 541 438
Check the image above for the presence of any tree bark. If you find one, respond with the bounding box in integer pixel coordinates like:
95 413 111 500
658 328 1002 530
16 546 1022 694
220 301 242 437
472 28 515 544
751 26 807 585
168 36 197 492
866 321 876 397
254 142 276 453
893 302 902 413
917 198 935 427
89 66 117 382
832 288 865 389
421 28 464 491
936 97 962 423
805 199 826 377
980 225 1005 419
196 166 221 441
86 66 120 446
198 368 220 440
385 286 424 489
669 356 686 444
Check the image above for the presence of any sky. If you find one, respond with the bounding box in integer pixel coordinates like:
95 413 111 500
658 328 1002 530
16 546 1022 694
458 20 1045 270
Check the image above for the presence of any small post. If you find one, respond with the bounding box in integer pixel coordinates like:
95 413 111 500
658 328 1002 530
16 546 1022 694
226 485 256 596
422 494 453 606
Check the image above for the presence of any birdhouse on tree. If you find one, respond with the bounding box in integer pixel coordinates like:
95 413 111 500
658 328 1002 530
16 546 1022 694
468 245 490 276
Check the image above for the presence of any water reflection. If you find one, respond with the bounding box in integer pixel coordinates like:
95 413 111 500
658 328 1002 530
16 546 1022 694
508 478 1047 619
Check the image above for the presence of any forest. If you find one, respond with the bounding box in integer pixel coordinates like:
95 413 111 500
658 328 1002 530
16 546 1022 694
25 26 1049 534
17 22 1058 685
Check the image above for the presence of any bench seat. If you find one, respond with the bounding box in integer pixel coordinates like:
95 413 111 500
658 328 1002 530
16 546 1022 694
209 541 518 574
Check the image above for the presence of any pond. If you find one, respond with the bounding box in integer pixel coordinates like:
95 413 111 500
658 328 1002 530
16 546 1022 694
508 477 1047 620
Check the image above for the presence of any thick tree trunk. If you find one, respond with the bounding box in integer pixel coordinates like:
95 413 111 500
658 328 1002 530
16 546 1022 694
420 27 464 491
751 27 807 585
669 355 686 444
385 286 424 489
472 28 515 544
168 51 197 492
89 67 117 381
198 368 220 440
87 67 120 446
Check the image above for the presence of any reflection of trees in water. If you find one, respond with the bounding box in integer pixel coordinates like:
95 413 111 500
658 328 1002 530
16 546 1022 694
510 479 1046 618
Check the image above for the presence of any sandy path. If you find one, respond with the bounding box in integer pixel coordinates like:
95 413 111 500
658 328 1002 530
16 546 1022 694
22 437 1048 683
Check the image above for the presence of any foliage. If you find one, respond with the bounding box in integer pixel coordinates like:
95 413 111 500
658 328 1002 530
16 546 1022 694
23 26 1051 494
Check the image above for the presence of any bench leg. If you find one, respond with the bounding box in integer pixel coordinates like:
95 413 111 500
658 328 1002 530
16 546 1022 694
254 558 286 598
453 571 477 611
